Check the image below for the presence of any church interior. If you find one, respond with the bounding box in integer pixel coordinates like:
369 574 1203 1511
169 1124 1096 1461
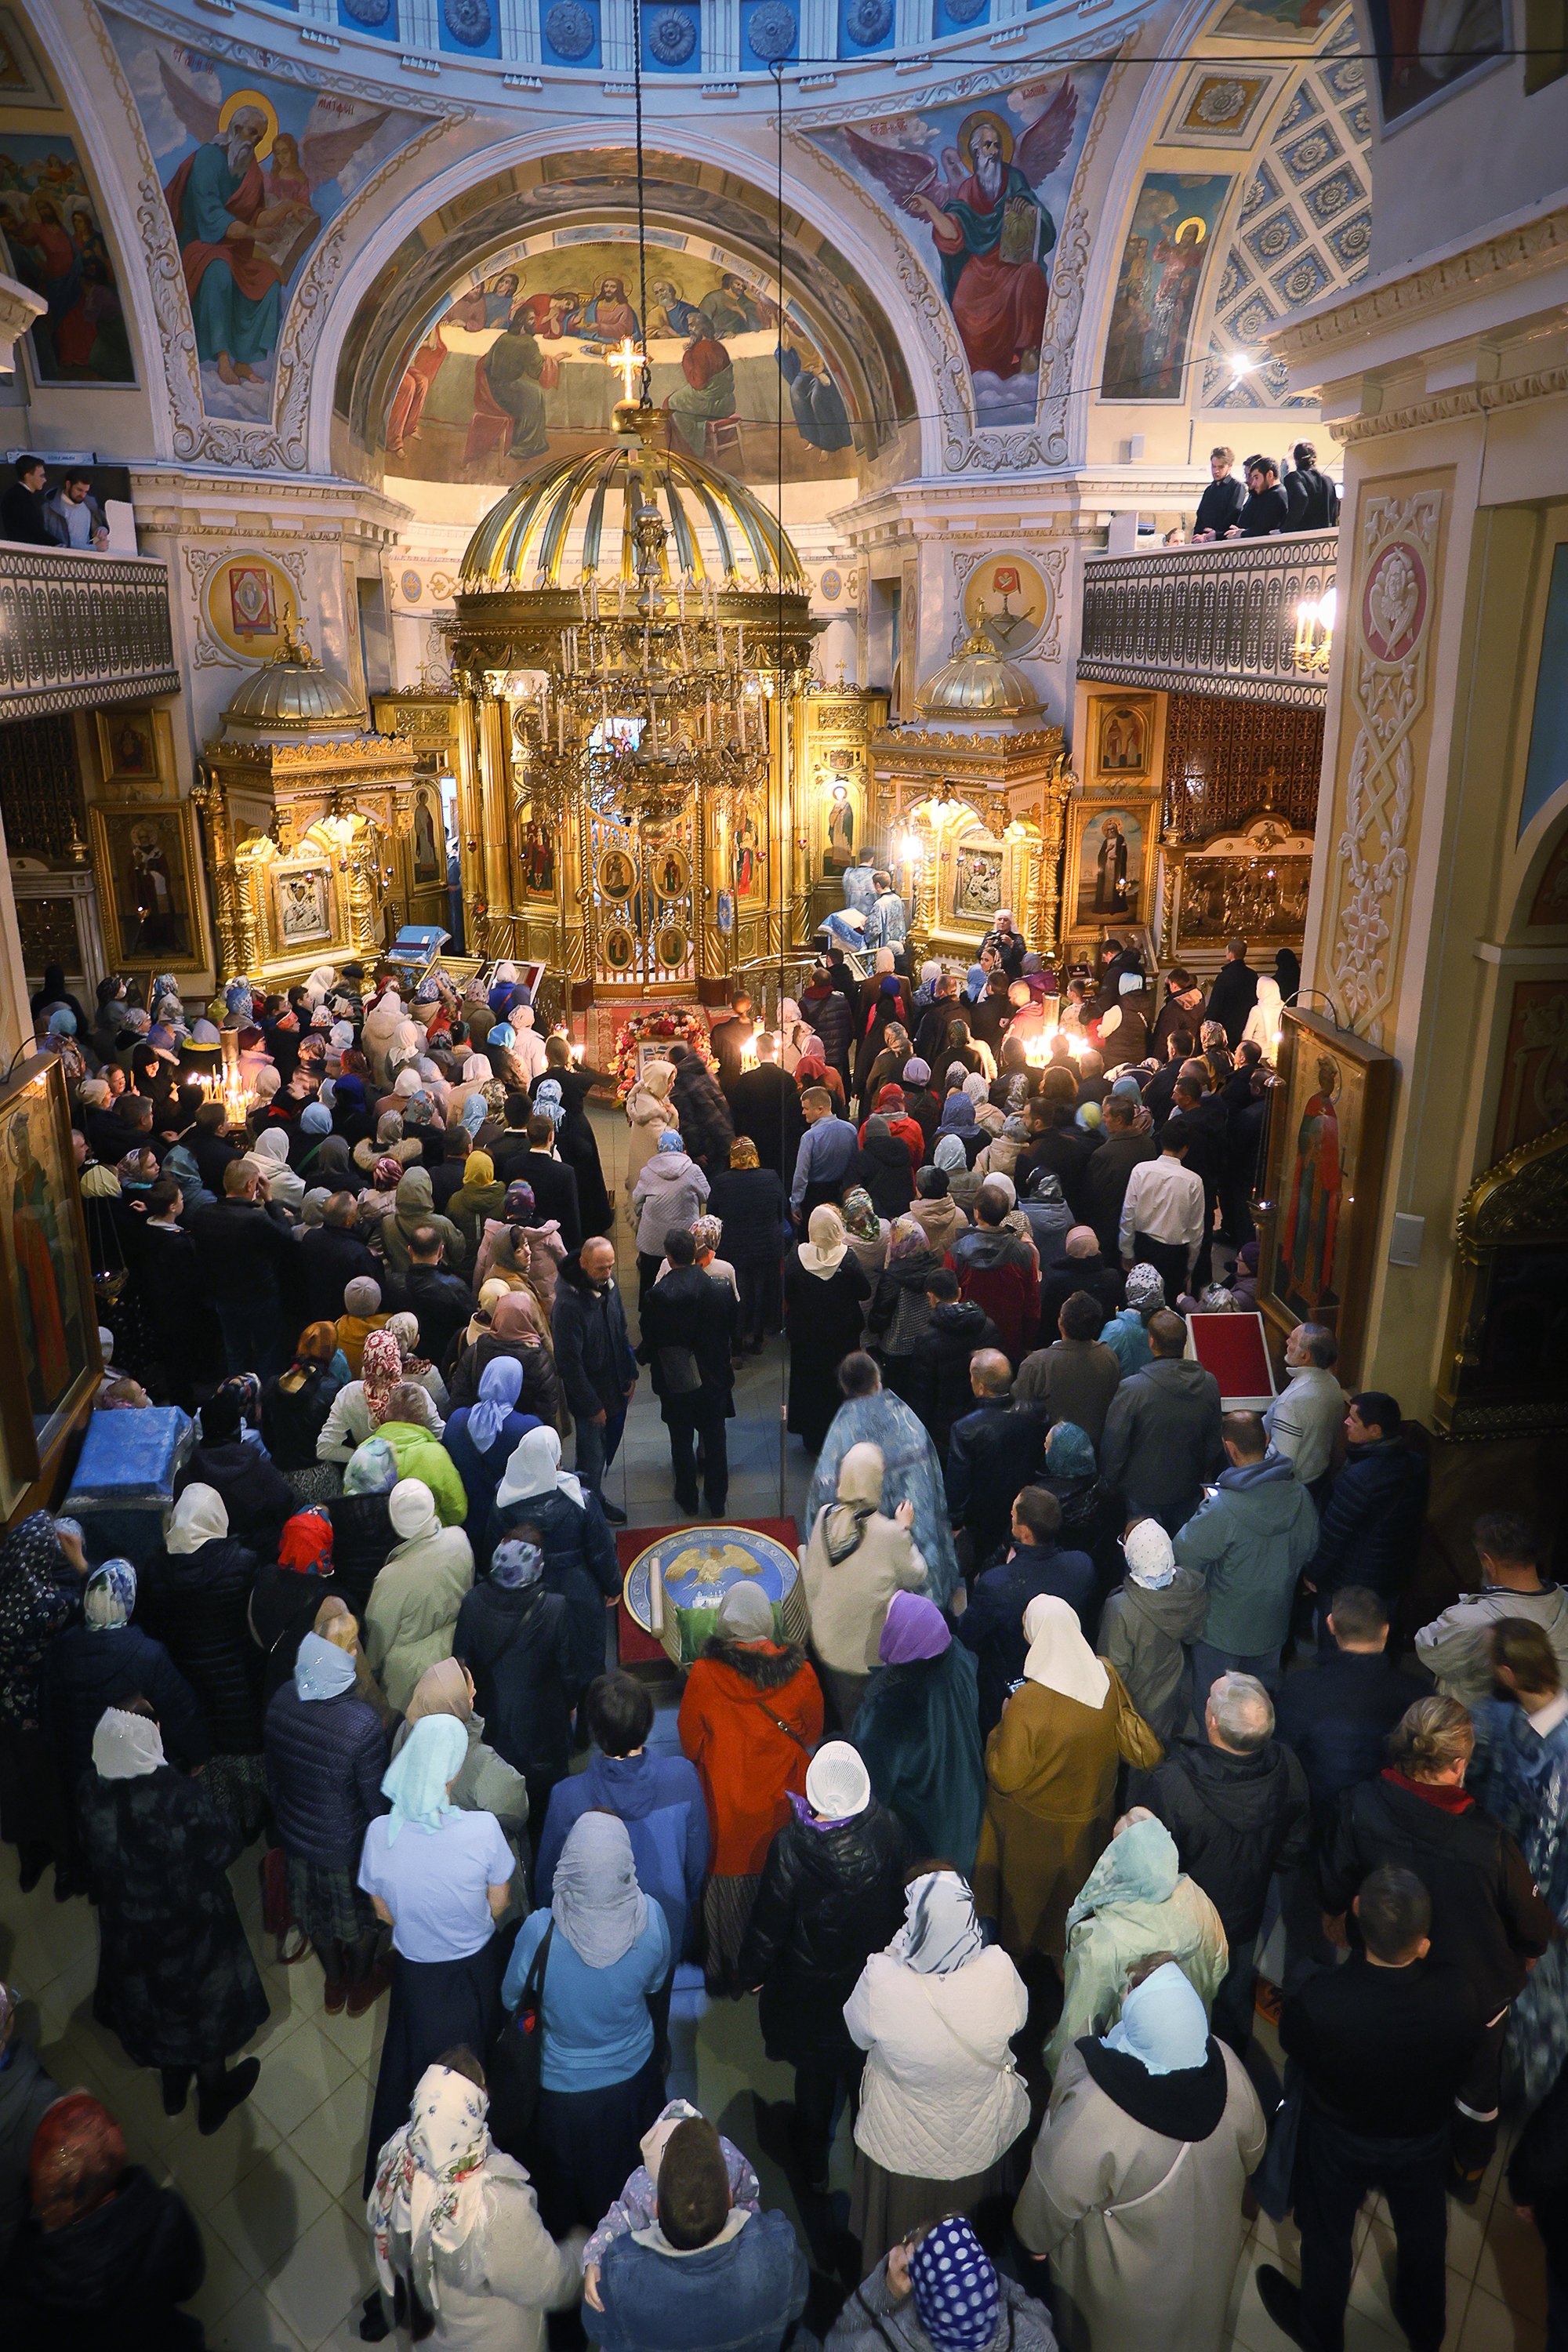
0 0 1566 2338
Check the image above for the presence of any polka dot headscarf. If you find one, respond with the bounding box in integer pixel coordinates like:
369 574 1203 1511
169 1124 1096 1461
909 2216 1000 2350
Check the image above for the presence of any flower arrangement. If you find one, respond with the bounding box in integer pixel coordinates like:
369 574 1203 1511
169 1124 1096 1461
610 1006 713 1097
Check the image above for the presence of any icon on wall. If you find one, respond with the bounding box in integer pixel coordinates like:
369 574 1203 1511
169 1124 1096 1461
962 554 1052 656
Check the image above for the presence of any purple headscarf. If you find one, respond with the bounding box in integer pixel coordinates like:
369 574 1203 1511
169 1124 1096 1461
880 1590 951 1664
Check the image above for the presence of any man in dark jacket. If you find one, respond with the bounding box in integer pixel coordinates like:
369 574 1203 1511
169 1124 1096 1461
403 1226 474 1366
297 1195 381 1325
708 994 756 1096
1305 1391 1428 1623
453 1541 576 1826
1037 1225 1124 1341
1272 1583 1426 1981
969 971 1014 1057
945 1350 1049 1566
1144 1669 1311 2055
905 1272 1000 1454
184 1099 241 1194
637 1231 738 1517
1319 1700 1553 2198
493 1111 583 1250
1016 1087 1091 1217
1015 1291 1123 1447
800 969 852 1083
189 1159 298 1377
738 1743 908 2189
1083 1094 1157 1258
956 1485 1095 1729
1229 453 1290 537
1171 1063 1229 1281
1282 439 1341 532
551 1238 637 1523
1258 1867 1481 2352
727 1047 805 1188
1192 445 1247 540
1100 1309 1223 1533
1204 938 1260 1049
1274 1584 1424 1820
0 454 53 546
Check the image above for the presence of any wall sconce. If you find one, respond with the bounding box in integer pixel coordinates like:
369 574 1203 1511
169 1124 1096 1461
1294 586 1336 675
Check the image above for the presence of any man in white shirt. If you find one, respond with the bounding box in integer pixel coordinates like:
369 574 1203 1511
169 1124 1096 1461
1119 1117 1205 1305
1263 1322 1345 1505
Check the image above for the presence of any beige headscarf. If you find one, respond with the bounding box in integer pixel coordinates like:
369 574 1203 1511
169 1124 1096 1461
165 1483 228 1554
405 1657 474 1726
1022 1594 1109 1710
800 1203 849 1277
822 1442 884 1565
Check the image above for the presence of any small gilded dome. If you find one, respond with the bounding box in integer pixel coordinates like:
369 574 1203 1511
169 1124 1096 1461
222 622 365 731
916 632 1040 718
460 408 804 591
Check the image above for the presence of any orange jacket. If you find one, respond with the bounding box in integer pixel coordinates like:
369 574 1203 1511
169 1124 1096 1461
677 1644 824 1878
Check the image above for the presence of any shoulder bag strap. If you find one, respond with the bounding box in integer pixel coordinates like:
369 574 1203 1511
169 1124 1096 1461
746 1687 813 1754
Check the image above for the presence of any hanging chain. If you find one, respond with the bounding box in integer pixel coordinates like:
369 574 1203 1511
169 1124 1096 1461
633 0 652 408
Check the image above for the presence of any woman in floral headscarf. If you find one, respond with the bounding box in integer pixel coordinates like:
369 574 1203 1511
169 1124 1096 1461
840 1185 891 1289
474 1179 568 1308
366 2059 581 2343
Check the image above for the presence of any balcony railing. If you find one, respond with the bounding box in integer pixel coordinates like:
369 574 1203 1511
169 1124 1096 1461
1078 528 1338 710
0 542 180 720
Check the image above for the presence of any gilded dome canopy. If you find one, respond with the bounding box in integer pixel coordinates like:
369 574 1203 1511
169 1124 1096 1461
916 632 1041 719
221 622 366 731
460 424 804 593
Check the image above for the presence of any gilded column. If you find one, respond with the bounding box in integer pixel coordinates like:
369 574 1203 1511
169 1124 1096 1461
453 694 485 924
1037 767 1072 955
475 691 513 938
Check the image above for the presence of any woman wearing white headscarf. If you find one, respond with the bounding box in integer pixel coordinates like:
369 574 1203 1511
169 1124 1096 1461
139 1481 268 1836
360 1712 517 2195
481 1421 619 1706
1097 1518 1210 1745
737 1742 909 2193
500 1812 670 2232
973 1595 1161 1964
1015 1960 1265 2352
844 1867 1030 2266
244 1123 305 1210
364 1479 474 1715
784 1204 871 1450
367 2058 583 2348
78 1703 268 2135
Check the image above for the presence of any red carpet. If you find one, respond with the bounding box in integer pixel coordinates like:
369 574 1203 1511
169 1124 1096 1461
614 1518 800 1668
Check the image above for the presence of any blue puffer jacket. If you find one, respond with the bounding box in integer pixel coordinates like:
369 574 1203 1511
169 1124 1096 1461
45 1624 210 1797
482 1483 619 1693
263 1679 389 1867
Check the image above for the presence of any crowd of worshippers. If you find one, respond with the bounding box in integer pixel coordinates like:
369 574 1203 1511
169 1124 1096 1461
1 935 1564 2350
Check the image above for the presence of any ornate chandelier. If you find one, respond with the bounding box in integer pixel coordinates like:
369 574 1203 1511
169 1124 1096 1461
503 410 789 837
448 6 818 841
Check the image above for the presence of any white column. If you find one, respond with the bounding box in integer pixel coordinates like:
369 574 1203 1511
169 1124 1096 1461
500 0 541 58
402 0 439 46
0 808 32 1072
800 0 835 58
895 0 930 41
298 0 335 22
701 0 739 72
603 0 634 69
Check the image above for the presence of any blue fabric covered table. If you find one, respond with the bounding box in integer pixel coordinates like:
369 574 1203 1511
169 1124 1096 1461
64 1406 193 1566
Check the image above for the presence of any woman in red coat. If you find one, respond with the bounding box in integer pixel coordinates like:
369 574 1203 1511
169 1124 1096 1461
677 1579 822 1996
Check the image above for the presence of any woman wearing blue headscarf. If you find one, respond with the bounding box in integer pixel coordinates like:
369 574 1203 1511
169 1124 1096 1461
500 1809 669 2228
359 1711 517 2193
442 1356 541 1530
1014 1959 1265 2351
